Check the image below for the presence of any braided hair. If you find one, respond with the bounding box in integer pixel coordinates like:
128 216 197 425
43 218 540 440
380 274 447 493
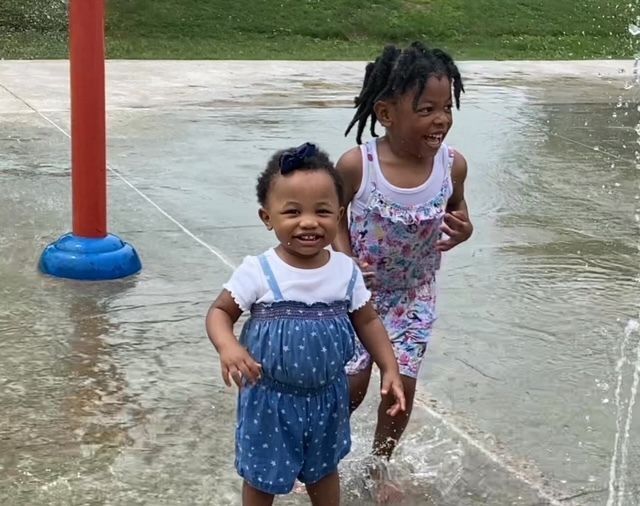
345 42 464 144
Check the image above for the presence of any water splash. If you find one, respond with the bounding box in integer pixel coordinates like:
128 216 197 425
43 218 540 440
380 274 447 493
1 0 68 58
607 319 640 506
1 0 68 32
617 320 640 504
605 23 640 506
341 425 464 503
625 24 640 90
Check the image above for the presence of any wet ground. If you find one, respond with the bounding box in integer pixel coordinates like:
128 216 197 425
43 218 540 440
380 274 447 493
0 60 639 505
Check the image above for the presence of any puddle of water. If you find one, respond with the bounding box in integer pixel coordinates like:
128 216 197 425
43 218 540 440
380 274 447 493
1 60 639 505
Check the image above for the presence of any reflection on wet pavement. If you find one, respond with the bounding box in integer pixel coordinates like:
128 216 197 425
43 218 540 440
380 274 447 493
0 61 638 505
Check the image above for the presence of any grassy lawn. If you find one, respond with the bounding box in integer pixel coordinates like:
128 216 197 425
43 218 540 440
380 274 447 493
0 0 637 60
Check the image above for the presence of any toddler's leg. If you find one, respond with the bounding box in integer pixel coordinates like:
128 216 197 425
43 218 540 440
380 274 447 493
306 471 340 506
348 364 372 412
373 375 417 458
242 481 274 506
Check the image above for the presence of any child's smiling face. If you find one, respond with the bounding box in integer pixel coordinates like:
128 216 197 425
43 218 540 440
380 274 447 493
259 169 343 266
379 75 454 157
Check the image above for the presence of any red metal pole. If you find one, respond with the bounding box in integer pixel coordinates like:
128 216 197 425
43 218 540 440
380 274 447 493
70 0 107 238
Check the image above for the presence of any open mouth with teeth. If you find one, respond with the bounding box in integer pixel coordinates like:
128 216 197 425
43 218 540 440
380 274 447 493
425 133 444 146
295 234 323 243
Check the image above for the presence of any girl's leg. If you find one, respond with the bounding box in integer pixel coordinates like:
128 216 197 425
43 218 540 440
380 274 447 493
372 375 417 458
306 471 340 506
242 481 275 506
348 364 373 412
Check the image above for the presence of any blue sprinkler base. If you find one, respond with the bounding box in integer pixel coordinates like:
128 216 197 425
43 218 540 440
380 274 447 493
39 233 142 281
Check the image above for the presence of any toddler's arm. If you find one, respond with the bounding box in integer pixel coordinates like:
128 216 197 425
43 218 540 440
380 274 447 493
351 303 406 416
206 290 262 388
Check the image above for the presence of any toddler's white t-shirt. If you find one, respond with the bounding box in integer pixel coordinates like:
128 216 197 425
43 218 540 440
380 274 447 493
224 248 370 313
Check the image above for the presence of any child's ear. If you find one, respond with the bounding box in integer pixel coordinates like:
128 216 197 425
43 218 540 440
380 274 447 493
337 206 345 221
374 100 392 128
258 208 272 230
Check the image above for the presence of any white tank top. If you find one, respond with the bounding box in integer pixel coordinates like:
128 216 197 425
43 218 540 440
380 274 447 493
352 139 453 213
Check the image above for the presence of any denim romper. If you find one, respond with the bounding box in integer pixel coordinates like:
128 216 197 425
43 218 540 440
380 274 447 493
235 254 358 494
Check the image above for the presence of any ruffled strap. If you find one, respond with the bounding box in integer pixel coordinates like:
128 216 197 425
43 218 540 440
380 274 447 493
446 146 455 174
365 184 448 225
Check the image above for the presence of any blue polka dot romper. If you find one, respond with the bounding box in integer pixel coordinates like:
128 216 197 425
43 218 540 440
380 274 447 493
235 254 358 494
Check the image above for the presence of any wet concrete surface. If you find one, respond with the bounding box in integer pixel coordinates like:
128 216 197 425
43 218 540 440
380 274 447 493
0 60 639 505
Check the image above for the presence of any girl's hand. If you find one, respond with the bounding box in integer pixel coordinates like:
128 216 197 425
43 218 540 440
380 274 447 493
436 210 473 252
358 260 376 291
218 341 262 388
381 371 406 416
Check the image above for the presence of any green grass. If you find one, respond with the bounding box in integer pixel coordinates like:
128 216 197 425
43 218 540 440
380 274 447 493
0 0 637 60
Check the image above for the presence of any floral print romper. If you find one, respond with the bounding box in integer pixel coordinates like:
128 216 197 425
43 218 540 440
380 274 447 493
345 139 454 379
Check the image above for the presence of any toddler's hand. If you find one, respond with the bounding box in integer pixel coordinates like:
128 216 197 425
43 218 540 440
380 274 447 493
436 210 473 252
381 372 406 416
218 341 262 388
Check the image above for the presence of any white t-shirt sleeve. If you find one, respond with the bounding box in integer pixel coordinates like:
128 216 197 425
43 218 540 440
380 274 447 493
222 256 265 312
349 263 371 312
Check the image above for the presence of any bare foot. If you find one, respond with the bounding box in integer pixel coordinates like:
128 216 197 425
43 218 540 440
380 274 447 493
363 459 405 504
374 479 404 504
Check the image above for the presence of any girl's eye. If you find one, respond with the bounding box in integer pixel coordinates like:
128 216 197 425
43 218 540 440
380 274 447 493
418 107 433 114
283 209 299 215
444 105 453 113
317 209 332 215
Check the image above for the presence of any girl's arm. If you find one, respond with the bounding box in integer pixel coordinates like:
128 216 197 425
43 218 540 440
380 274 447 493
437 150 473 252
206 290 262 387
350 303 406 416
332 147 362 257
334 148 378 287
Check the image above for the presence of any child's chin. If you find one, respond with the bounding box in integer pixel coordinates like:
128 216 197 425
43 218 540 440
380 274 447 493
291 239 329 252
423 139 443 150
296 247 324 256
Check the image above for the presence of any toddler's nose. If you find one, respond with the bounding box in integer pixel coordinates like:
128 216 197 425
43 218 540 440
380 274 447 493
300 217 319 228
